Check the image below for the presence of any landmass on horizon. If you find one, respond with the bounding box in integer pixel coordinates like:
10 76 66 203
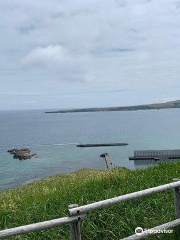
45 100 180 114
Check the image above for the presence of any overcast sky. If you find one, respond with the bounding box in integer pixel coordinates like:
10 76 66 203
0 0 180 110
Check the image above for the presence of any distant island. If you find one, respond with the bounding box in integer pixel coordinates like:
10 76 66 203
45 100 180 114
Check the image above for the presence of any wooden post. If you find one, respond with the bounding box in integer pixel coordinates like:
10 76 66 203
100 153 113 171
68 204 81 240
173 178 180 235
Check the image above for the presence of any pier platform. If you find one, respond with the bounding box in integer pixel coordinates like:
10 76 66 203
129 149 180 162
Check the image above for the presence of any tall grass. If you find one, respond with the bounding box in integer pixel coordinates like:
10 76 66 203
0 162 180 239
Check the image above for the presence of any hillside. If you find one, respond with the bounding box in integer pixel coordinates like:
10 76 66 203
0 163 180 239
45 100 180 114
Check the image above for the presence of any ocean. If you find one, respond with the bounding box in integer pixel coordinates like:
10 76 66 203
0 108 180 192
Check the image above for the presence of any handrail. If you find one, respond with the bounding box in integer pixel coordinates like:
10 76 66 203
122 218 180 240
1 180 180 239
0 214 86 239
69 180 180 216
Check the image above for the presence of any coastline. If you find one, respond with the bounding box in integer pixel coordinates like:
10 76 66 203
45 100 180 114
1 108 180 193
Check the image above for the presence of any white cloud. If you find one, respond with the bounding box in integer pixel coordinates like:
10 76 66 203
21 45 92 82
22 45 69 68
1 0 180 109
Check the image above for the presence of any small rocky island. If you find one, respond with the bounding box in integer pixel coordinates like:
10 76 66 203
7 149 37 160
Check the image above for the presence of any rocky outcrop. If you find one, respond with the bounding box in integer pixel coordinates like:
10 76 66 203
7 149 37 160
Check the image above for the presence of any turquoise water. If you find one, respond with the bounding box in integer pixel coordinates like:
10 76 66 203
1 109 180 192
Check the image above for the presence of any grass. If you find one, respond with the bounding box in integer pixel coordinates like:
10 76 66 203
1 162 180 239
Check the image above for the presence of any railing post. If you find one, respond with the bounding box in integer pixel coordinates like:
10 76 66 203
173 178 180 234
68 204 81 240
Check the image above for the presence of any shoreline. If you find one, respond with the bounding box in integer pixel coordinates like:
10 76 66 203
0 166 130 194
45 100 180 114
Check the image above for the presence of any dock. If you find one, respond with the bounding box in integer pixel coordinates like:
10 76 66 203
129 149 180 162
77 143 128 148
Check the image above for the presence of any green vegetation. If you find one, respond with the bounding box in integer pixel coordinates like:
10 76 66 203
1 162 180 239
45 99 180 113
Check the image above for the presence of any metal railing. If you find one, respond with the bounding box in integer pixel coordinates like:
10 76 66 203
1 179 180 239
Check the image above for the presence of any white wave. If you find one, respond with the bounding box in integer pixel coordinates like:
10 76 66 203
54 143 78 146
36 143 78 147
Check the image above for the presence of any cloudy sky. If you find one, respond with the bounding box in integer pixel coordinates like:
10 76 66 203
0 0 180 110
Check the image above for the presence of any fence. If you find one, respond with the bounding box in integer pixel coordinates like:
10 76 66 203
1 179 180 239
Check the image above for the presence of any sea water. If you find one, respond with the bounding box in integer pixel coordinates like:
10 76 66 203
0 109 180 192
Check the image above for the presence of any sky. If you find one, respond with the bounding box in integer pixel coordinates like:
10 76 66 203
0 0 180 110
